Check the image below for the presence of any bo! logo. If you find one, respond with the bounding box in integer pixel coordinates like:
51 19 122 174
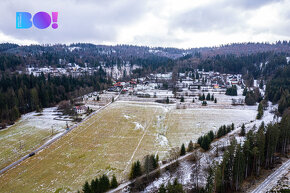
16 12 58 29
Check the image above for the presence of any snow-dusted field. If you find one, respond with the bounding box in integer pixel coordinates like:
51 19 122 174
0 107 71 170
0 97 259 193
141 102 278 193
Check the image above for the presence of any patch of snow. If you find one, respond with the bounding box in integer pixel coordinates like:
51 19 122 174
156 134 169 147
124 115 131 120
133 122 144 130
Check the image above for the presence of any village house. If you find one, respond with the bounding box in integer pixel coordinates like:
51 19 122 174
74 106 88 114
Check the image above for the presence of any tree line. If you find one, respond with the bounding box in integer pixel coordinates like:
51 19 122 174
0 71 110 128
225 85 237 96
207 110 290 193
155 111 289 193
197 124 235 151
266 65 290 115
80 174 118 193
129 154 159 180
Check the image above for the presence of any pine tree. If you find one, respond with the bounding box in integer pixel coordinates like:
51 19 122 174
144 155 153 177
199 95 202 101
226 85 237 96
129 160 142 179
180 143 186 156
166 97 169 104
202 93 205 100
91 178 98 193
201 135 210 151
151 154 159 169
192 98 195 103
256 102 263 119
82 181 91 193
158 184 166 193
243 87 248 96
240 124 246 136
233 144 244 191
265 123 280 168
256 126 265 176
208 130 214 142
167 179 184 193
99 174 110 192
206 93 211 100
211 94 214 101
180 96 184 102
197 136 203 145
205 165 214 193
187 140 194 152
259 79 264 89
214 98 217 103
110 175 118 189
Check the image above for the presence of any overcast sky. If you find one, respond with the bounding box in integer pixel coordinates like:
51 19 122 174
0 0 289 48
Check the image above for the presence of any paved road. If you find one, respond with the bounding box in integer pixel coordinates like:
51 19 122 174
0 92 120 175
250 159 290 193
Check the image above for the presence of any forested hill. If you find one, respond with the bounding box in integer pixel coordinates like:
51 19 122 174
266 65 290 115
0 41 290 73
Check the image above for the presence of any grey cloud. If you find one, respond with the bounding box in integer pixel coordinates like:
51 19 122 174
170 4 245 33
227 0 283 9
169 0 285 34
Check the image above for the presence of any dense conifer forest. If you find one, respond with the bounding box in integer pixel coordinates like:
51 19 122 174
0 70 110 127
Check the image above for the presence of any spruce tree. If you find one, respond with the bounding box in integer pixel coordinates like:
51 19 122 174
202 93 205 100
201 135 210 151
158 184 167 193
166 97 169 104
110 175 118 189
240 124 246 136
99 174 110 192
180 143 186 156
167 178 184 193
187 140 194 152
259 79 264 89
91 178 98 193
82 181 91 193
256 102 263 119
208 130 215 142
214 98 217 103
151 154 159 169
129 160 142 179
144 155 153 177
180 96 184 102
243 87 248 96
206 93 210 100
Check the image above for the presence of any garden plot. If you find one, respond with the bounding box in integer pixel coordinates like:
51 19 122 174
0 101 257 193
0 107 70 170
